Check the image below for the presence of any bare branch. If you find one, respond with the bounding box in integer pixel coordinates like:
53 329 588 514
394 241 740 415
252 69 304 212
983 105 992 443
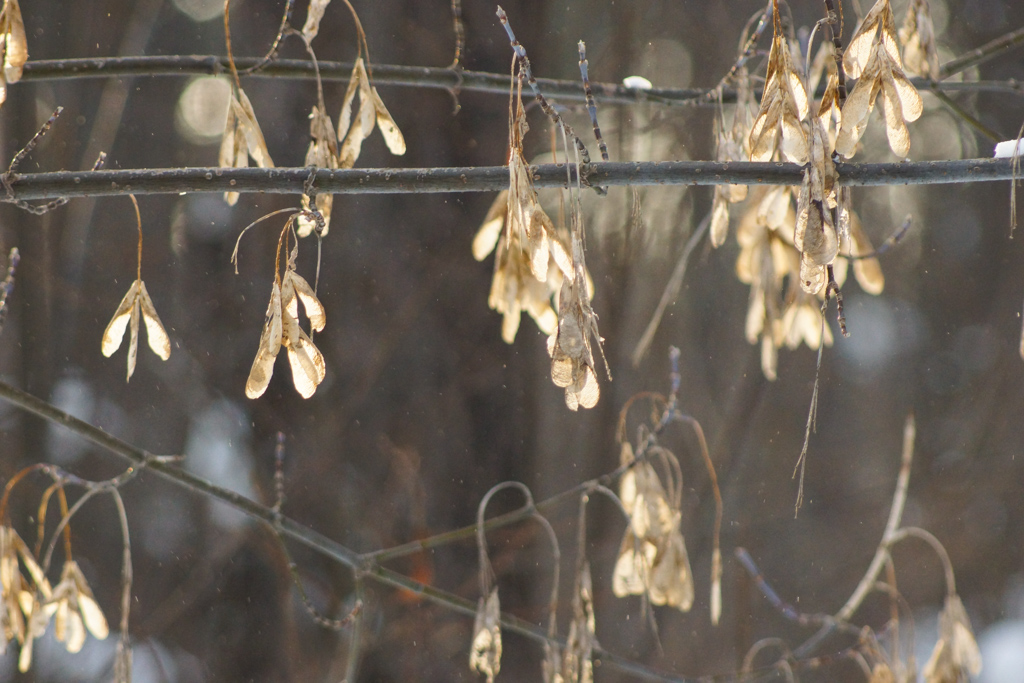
0 158 1020 204
18 57 1024 106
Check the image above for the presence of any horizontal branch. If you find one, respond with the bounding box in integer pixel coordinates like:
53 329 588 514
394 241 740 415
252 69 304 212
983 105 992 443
19 56 1024 107
2 158 1018 202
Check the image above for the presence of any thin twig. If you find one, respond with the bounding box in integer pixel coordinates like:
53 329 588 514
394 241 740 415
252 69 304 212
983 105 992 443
939 24 1024 79
930 88 1003 143
449 0 464 69
496 7 592 167
794 415 916 657
110 488 134 683
632 210 712 367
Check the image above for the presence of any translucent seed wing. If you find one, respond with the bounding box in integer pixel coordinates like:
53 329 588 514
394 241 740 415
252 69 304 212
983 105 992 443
286 270 326 332
78 592 109 640
138 281 171 361
473 191 507 261
245 283 283 399
880 74 911 157
101 280 140 357
370 86 406 156
336 59 363 147
3 0 28 83
301 0 332 43
234 88 275 168
218 99 237 168
285 328 326 399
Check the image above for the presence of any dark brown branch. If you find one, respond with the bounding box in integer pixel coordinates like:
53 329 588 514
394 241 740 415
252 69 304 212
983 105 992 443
0 158 1019 203
18 57 1024 107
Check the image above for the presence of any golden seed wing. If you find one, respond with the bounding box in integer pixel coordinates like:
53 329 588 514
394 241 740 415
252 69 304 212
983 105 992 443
245 284 283 399
850 214 885 295
301 0 332 43
78 592 109 640
370 86 406 156
286 329 326 399
336 59 364 146
234 88 275 168
881 76 911 157
138 281 171 360
286 271 326 332
3 0 28 83
101 280 140 357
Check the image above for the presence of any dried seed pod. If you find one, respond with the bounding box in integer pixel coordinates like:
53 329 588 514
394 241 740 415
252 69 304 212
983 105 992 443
836 0 923 158
922 594 982 683
748 13 808 164
469 588 502 683
219 87 275 205
301 0 332 43
0 0 27 90
337 58 406 169
101 279 172 382
900 0 940 80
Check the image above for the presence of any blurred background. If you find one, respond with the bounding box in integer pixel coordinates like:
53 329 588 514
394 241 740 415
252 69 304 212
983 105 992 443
0 0 1023 680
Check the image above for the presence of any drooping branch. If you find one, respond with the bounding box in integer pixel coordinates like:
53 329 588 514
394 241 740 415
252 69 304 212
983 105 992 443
17 56 1024 106
1 157 1019 203
0 381 703 683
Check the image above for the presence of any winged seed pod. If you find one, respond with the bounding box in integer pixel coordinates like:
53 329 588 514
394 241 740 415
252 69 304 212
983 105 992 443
337 58 406 169
0 0 27 105
561 562 597 683
748 10 808 164
736 187 798 380
710 73 752 247
219 87 275 205
794 118 839 295
899 0 940 80
548 253 602 411
17 592 52 672
301 0 331 43
0 525 31 652
473 196 573 343
0 526 52 672
246 264 327 400
473 67 576 343
849 210 885 295
922 594 982 683
44 560 109 655
836 0 923 158
298 103 340 237
469 588 501 683
612 443 695 611
101 279 172 382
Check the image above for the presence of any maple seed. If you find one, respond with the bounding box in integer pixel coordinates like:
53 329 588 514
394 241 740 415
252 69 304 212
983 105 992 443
337 58 406 170
835 0 923 158
612 443 695 611
245 282 284 400
44 561 110 655
246 268 327 400
469 588 502 683
219 87 275 205
0 0 27 104
922 594 983 683
101 279 171 382
748 10 808 164
301 0 332 44
298 103 340 237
